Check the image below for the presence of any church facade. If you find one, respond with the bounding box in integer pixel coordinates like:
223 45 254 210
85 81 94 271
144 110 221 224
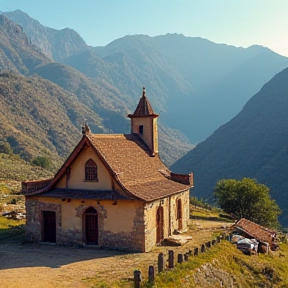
22 88 193 252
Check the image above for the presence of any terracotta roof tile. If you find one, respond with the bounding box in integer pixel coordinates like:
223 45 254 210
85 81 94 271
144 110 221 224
22 133 193 201
234 218 276 245
88 133 192 201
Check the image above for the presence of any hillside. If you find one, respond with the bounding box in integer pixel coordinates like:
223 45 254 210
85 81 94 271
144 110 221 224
0 153 53 181
0 15 49 74
2 10 88 62
0 72 105 166
0 15 192 166
94 34 288 144
4 10 288 145
171 67 288 226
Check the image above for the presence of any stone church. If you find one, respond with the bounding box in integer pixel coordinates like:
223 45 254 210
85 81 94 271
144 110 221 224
22 88 193 252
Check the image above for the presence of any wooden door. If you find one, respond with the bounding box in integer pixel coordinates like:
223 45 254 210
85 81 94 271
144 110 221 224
177 199 182 230
156 206 164 243
85 207 98 245
43 211 56 243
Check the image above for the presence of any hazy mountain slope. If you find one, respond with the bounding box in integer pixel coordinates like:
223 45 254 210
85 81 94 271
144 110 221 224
5 10 288 145
0 72 105 166
171 68 288 226
86 34 288 144
0 15 192 166
0 15 49 73
30 61 130 133
2 10 88 61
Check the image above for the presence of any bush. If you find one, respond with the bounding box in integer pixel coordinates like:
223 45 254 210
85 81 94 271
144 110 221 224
32 156 51 169
0 140 13 155
190 196 213 210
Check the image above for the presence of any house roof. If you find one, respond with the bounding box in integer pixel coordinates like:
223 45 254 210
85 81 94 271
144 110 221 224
22 133 193 201
234 218 276 245
37 188 131 200
128 87 158 118
22 88 193 202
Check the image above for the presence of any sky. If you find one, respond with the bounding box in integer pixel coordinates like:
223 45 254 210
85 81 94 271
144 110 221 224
1 0 288 56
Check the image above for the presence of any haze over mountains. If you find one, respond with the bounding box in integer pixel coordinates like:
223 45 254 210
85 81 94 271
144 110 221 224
172 67 288 226
0 13 192 166
3 10 288 145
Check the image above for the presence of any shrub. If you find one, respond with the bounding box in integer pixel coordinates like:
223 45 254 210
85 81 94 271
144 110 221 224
32 156 51 169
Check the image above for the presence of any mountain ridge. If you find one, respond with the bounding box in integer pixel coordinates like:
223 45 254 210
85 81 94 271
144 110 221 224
4 10 288 144
171 67 288 226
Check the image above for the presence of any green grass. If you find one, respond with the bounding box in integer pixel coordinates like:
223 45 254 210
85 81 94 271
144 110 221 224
0 217 25 241
141 242 288 288
191 209 234 223
81 241 288 288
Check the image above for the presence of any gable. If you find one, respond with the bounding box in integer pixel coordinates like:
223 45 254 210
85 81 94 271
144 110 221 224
55 144 112 190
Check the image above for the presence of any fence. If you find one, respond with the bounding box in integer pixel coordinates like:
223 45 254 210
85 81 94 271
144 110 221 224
133 235 225 287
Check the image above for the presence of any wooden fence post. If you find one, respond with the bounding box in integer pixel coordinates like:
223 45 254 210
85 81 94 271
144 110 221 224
206 241 211 248
148 265 154 284
194 247 199 256
177 253 183 264
217 236 221 243
184 253 189 261
168 250 174 269
133 270 141 288
201 244 205 253
212 239 216 245
158 253 164 273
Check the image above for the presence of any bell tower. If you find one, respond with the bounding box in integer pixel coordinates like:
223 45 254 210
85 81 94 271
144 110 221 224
128 87 159 155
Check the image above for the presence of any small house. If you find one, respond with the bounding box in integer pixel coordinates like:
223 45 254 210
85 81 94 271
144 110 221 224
22 88 193 252
233 218 277 251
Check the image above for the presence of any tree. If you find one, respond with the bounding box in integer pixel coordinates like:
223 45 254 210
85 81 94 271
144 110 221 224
214 178 281 228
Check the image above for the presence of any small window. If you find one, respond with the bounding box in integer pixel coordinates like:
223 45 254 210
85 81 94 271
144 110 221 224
139 125 144 135
85 159 98 181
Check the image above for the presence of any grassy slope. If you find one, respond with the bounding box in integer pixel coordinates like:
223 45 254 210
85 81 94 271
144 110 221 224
148 242 288 288
81 210 288 288
0 153 54 182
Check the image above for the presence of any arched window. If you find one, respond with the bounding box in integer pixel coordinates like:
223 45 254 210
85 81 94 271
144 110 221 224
85 159 98 181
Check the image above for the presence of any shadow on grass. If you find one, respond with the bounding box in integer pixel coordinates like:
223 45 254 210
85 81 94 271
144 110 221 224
0 224 25 242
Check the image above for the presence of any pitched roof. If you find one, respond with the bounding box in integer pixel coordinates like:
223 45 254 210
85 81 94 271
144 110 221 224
128 87 158 117
234 218 276 245
87 134 192 201
23 133 193 201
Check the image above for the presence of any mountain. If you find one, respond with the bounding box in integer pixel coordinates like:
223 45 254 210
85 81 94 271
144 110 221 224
0 14 49 74
0 15 193 166
171 67 288 226
2 10 88 62
93 34 288 144
4 10 288 145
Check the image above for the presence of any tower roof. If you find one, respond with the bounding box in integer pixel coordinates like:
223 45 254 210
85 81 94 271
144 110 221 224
129 87 159 118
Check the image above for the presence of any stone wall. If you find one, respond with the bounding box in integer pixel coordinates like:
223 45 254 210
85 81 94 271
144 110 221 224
25 197 146 251
25 198 61 242
144 190 190 252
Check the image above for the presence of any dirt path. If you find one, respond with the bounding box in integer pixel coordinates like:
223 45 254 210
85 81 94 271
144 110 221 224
0 219 232 288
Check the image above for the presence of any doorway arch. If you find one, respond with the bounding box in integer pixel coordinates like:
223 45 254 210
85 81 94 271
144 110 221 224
84 207 98 245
